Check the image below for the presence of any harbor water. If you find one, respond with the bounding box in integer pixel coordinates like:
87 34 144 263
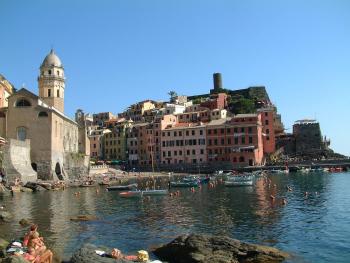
1 172 350 262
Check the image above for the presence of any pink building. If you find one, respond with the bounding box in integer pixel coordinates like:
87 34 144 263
161 123 207 164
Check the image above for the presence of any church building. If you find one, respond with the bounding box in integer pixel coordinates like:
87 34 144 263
0 49 89 181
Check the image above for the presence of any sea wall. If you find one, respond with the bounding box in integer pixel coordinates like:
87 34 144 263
63 153 90 180
1 139 37 183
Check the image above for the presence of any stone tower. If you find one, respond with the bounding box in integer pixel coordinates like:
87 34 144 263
38 49 65 112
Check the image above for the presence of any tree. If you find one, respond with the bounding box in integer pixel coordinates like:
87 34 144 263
168 91 178 102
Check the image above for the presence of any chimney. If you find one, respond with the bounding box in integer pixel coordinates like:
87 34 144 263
213 73 222 90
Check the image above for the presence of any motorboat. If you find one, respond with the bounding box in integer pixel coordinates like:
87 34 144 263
224 175 253 187
107 183 138 191
119 189 168 197
170 181 199 187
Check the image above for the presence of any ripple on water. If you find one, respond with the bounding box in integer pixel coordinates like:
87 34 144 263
1 172 350 262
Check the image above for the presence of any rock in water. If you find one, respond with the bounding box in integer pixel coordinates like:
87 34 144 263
0 237 10 257
70 244 133 263
0 211 12 222
19 218 31 226
153 234 290 263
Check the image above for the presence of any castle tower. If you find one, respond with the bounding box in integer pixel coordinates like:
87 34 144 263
38 49 65 112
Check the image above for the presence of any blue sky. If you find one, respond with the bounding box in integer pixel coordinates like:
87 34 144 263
0 0 349 156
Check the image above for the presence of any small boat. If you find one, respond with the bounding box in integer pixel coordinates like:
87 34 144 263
80 181 95 187
199 176 210 184
119 189 168 197
225 175 253 187
170 181 199 187
107 183 138 191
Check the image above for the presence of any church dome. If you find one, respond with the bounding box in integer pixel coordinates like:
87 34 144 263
41 49 62 68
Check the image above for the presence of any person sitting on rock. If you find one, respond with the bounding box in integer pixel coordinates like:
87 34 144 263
23 224 39 247
28 232 47 255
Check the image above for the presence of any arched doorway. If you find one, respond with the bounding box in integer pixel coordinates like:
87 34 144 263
55 162 63 180
31 163 37 172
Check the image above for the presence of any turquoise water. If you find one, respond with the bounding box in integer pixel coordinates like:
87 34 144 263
1 172 350 262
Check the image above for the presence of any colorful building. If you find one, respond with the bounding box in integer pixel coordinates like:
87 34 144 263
161 123 207 165
206 114 264 167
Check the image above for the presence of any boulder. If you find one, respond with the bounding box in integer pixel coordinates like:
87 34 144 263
153 234 290 263
0 238 9 258
0 211 12 223
23 182 47 192
19 218 31 227
69 244 133 263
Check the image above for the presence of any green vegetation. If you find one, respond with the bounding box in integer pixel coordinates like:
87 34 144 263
228 95 256 114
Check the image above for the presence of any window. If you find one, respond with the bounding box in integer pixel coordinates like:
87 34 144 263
187 150 190 155
200 130 203 135
48 89 51 97
208 129 212 135
17 127 27 141
267 136 270 141
214 139 218 145
214 129 217 134
57 70 60 76
265 112 268 117
179 150 182 156
168 151 171 157
234 127 238 133
174 131 177 137
57 90 60 97
248 127 252 133
239 156 245 162
221 128 224 134
192 130 195 136
242 137 246 144
266 129 270 134
249 136 253 144
179 131 182 136
192 149 195 155
227 128 231 133
265 120 269 125
221 138 225 145
38 111 48 117
234 138 238 144
241 127 245 132
15 99 31 107
186 130 189 136
200 149 204 154
48 70 51 75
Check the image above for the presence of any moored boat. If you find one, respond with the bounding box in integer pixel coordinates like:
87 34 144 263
119 189 168 197
170 181 199 187
224 175 253 187
107 183 138 191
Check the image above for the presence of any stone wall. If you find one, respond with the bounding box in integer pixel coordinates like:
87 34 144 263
293 123 323 154
63 153 90 180
1 139 37 183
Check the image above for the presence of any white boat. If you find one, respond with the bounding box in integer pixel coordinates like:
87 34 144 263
224 175 253 187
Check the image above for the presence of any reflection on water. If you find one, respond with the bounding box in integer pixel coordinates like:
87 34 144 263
1 172 350 263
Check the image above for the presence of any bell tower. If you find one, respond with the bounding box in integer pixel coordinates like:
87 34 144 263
38 49 65 112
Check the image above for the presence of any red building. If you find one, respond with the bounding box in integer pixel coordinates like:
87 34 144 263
206 114 264 167
200 93 228 110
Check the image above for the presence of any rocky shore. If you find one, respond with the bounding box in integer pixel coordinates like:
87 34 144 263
0 234 290 263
